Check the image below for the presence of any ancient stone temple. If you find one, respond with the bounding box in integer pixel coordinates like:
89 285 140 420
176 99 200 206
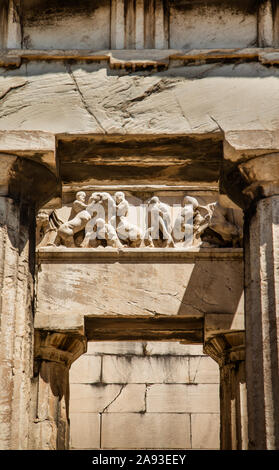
0 0 279 450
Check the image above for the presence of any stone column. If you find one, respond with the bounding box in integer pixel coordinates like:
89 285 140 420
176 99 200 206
30 331 86 450
205 331 247 450
0 150 59 449
222 130 279 449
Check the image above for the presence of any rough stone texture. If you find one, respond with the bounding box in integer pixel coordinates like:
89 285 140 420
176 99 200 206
2 62 279 137
0 197 34 450
69 341 220 449
245 196 279 450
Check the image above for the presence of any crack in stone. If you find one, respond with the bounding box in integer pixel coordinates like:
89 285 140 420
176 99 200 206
209 114 224 133
66 64 107 134
123 78 180 110
0 104 29 119
191 356 202 383
102 384 126 413
0 81 28 103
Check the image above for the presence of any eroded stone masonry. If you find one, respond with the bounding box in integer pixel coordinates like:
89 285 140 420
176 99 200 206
0 0 279 450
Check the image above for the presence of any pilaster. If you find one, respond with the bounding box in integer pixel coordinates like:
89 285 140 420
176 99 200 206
205 331 247 450
0 139 59 449
222 130 279 449
30 331 86 450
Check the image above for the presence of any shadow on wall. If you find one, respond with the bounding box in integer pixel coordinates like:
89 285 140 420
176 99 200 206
177 258 244 319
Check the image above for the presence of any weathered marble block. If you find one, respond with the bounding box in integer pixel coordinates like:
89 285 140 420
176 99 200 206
35 248 244 337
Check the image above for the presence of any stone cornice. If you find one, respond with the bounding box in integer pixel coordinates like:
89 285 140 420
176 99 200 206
2 48 279 70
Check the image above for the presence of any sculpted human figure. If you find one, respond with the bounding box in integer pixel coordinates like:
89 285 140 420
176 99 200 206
36 209 63 248
114 191 143 247
173 196 210 246
173 196 198 245
201 201 242 247
173 195 217 247
57 191 92 247
82 192 123 249
83 218 123 249
145 196 174 248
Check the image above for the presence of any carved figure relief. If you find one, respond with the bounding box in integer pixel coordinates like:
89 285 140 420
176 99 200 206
114 191 143 248
37 190 243 249
36 209 62 248
82 192 122 249
57 191 92 247
201 201 243 248
145 196 174 248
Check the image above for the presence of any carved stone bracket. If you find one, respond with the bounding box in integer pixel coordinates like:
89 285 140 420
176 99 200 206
30 331 87 450
34 330 87 369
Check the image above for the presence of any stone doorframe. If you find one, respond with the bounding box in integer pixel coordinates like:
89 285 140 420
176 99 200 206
0 129 278 450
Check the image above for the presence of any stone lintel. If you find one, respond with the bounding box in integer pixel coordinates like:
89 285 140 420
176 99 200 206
84 315 204 343
37 247 243 262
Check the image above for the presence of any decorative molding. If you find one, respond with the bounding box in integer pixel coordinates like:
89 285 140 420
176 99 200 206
2 48 279 70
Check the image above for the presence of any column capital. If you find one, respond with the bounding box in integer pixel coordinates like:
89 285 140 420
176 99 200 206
34 330 87 368
221 130 279 209
204 330 245 366
0 131 61 210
